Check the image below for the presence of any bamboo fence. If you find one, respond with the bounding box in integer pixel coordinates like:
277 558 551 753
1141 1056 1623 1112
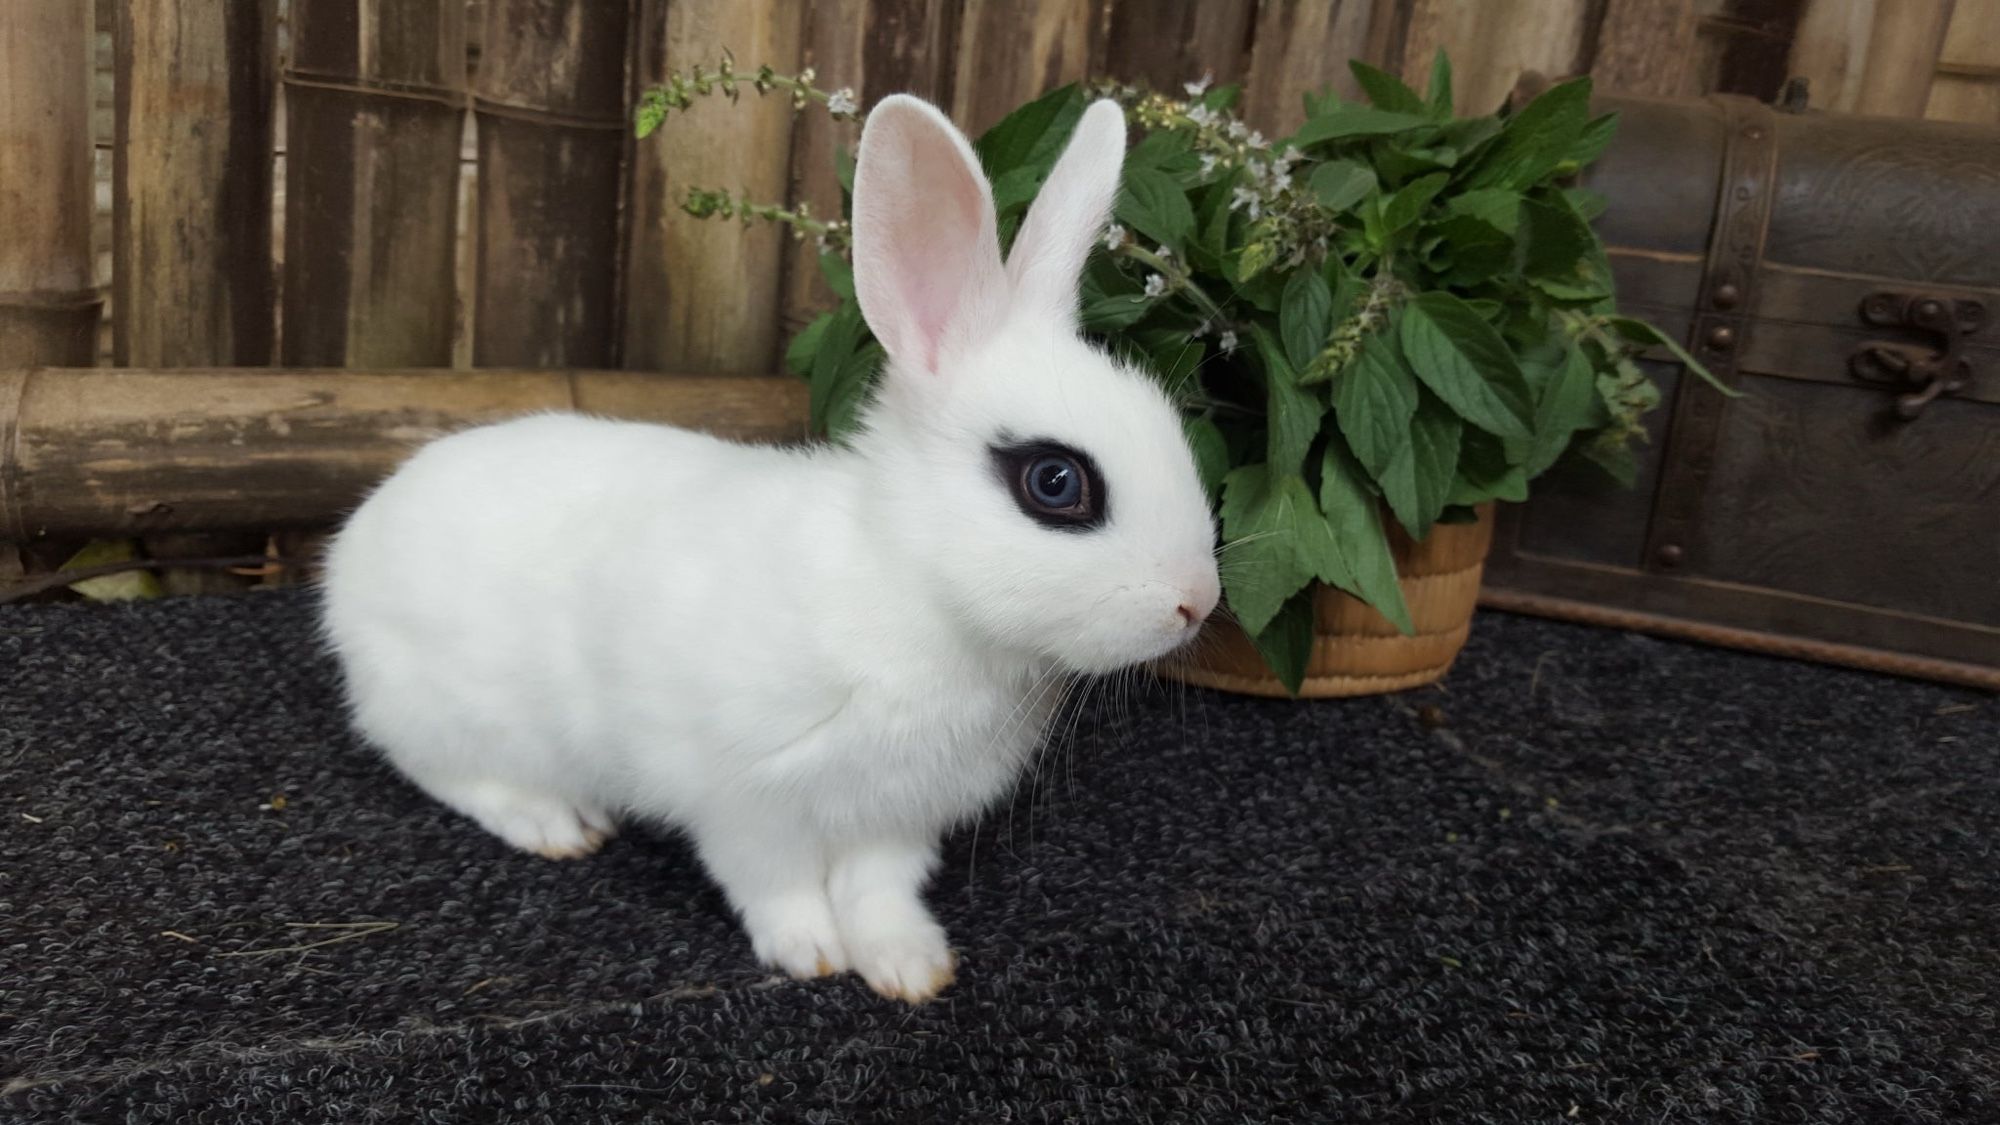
2 0 1993 570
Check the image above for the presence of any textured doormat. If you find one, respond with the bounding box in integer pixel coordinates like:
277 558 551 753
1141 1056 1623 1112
2 591 1995 1124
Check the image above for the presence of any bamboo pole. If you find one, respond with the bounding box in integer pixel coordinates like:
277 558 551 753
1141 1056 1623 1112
949 0 1097 136
0 2 100 370
0 368 811 543
1590 0 1702 97
1789 0 1954 117
112 1 278 593
623 0 804 375
1927 0 2000 124
1398 0 1596 114
282 0 467 366
1242 0 1380 135
473 0 629 367
780 0 953 336
1101 0 1254 94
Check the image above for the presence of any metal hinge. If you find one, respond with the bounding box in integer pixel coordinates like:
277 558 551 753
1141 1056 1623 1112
1849 292 1986 420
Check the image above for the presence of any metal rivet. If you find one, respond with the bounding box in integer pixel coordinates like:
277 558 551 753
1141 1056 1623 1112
1917 299 1943 320
1713 283 1740 310
1745 126 1765 140
1707 325 1736 351
1656 544 1685 568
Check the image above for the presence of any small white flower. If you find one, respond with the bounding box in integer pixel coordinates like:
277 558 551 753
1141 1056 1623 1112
1191 319 1212 338
1246 130 1266 149
1186 104 1216 128
1154 244 1173 261
825 88 858 117
1143 273 1169 299
1103 223 1126 251
1183 73 1213 98
1227 119 1250 141
814 232 832 253
1230 185 1261 220
1218 329 1239 353
1199 153 1220 175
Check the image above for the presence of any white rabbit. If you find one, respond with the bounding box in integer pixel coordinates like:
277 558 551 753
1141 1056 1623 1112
319 94 1220 1003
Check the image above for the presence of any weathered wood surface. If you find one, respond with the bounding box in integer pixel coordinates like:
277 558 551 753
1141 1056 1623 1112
112 0 276 368
0 368 812 542
949 0 1097 135
1925 0 2000 124
623 0 804 375
1592 0 1703 97
1791 0 1955 118
0 2 100 369
473 0 629 367
282 0 467 366
1241 0 1377 135
1398 0 1595 114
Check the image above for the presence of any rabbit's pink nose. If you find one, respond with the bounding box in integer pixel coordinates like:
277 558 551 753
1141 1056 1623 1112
1177 602 1207 628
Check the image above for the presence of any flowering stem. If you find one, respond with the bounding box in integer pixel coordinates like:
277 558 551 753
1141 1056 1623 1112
681 187 852 252
636 54 858 138
1116 243 1227 322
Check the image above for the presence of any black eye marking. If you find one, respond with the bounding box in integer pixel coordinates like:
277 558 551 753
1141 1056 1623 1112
989 439 1109 531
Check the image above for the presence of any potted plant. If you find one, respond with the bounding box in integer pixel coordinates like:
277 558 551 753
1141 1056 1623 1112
637 53 1717 697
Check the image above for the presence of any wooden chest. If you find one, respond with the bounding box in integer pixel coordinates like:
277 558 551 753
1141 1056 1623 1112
1482 93 1999 690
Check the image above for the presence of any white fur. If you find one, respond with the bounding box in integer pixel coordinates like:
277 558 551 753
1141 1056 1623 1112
319 94 1219 1003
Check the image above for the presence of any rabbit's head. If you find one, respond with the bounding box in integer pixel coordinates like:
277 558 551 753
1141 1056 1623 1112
850 95 1219 674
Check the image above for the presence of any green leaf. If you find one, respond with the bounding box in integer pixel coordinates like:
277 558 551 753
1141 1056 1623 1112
1520 195 1611 301
1382 172 1449 235
1399 292 1534 441
1080 293 1152 332
975 83 1086 177
1183 415 1230 501
1333 328 1418 477
1280 270 1334 372
1445 188 1523 237
1524 344 1596 478
1467 76 1593 191
1248 324 1326 475
1218 464 1318 637
1309 159 1378 212
1116 167 1197 253
1349 60 1428 115
835 145 856 195
818 251 855 300
61 539 163 602
990 165 1046 216
808 304 867 433
1601 314 1738 396
1578 433 1639 487
1249 590 1317 697
786 312 835 377
1381 390 1461 539
1125 128 1194 173
1319 441 1415 634
1450 429 1530 505
1290 105 1433 148
1426 49 1454 117
1568 111 1619 167
824 342 882 440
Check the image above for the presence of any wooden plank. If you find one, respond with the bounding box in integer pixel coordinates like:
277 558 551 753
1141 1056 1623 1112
1926 0 2000 124
949 0 1098 136
0 368 812 543
1591 0 1703 96
282 0 467 366
780 0 953 335
1399 0 1596 114
111 1 278 594
0 1 100 369
472 0 629 366
1790 0 1954 117
624 0 805 375
112 1 275 368
1101 0 1254 92
1242 0 1379 135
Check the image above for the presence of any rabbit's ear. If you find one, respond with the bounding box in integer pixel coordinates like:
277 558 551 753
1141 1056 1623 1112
1004 100 1127 325
852 95 1008 375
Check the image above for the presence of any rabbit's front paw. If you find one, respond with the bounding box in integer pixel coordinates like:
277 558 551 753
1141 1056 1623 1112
745 895 848 980
843 907 956 1003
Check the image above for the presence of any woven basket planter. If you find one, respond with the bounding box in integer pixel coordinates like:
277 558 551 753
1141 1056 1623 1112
1162 505 1494 698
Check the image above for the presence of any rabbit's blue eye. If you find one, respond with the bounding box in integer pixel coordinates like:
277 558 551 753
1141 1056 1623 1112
1029 456 1081 508
991 440 1107 531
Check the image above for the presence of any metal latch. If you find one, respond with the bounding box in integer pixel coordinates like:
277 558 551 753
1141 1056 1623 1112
1849 292 1985 420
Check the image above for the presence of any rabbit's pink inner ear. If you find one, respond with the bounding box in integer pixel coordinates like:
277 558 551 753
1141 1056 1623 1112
852 97 1006 376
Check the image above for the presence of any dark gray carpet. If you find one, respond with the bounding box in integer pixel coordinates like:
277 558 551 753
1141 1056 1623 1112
1 590 1995 1124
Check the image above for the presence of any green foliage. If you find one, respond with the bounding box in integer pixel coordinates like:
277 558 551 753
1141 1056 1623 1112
648 53 1711 694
